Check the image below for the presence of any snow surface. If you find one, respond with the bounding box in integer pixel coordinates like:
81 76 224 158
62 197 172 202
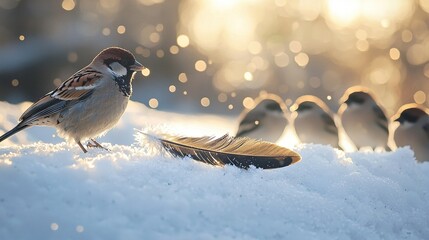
0 100 429 240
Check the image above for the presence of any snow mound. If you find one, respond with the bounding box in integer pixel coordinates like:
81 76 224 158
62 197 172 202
0 101 429 239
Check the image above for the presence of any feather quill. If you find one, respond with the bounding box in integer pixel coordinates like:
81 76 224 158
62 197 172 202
141 132 301 169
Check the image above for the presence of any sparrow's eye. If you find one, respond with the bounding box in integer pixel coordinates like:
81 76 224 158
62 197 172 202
108 61 128 77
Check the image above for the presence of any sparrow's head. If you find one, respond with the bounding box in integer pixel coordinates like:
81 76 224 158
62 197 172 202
343 91 374 106
292 95 330 114
252 99 285 117
395 107 428 124
296 101 315 112
94 47 144 78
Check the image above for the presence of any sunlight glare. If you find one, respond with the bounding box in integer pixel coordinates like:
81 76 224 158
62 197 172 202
326 0 360 28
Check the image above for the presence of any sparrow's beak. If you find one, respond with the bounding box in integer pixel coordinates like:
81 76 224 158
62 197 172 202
130 61 145 71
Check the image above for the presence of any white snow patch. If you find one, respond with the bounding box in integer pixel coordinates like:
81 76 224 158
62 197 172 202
0 101 428 239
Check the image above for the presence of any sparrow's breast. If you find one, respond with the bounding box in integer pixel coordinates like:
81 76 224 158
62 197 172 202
57 78 130 141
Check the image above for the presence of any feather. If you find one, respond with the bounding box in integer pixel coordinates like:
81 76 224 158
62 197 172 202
141 132 301 169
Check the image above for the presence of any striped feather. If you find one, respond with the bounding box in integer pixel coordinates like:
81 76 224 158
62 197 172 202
143 132 301 169
51 68 102 100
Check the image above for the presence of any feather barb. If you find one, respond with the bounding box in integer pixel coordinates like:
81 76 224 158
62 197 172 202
142 132 301 169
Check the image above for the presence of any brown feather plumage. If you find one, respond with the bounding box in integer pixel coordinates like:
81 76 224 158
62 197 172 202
142 132 301 169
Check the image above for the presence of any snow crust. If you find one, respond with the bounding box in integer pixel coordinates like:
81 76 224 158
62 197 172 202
0 101 428 239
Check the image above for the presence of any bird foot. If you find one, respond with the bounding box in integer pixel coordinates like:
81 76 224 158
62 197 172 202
86 139 110 151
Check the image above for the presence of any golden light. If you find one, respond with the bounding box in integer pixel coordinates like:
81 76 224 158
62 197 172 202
180 0 261 53
169 85 176 93
420 0 429 13
195 60 207 72
177 34 190 48
244 72 253 81
62 0 75 11
325 0 414 30
178 73 188 83
325 0 360 28
141 68 150 77
406 44 428 65
18 35 25 41
413 91 426 104
148 98 159 108
138 0 165 6
274 0 286 7
208 0 240 9
200 97 210 107
356 40 369 52
424 64 429 78
401 30 413 43
289 41 302 53
169 45 179 54
242 97 255 109
149 32 160 43
294 53 309 67
11 79 19 87
117 25 126 34
389 48 400 60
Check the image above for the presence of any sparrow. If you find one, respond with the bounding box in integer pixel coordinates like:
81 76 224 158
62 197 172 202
393 104 429 162
235 94 288 143
291 95 341 149
0 47 144 153
338 86 390 150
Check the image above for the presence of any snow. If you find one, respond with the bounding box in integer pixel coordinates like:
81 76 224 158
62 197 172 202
1 100 429 239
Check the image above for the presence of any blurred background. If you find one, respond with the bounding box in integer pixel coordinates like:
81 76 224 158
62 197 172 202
0 0 428 116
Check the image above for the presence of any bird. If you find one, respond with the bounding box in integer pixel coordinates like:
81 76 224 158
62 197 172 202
291 95 341 149
235 94 288 143
338 86 390 150
393 104 429 162
0 47 144 153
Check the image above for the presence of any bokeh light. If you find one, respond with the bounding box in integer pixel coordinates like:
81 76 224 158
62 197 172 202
0 0 427 116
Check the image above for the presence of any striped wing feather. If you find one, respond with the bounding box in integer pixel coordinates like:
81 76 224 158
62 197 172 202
19 67 101 124
155 133 301 169
51 68 102 100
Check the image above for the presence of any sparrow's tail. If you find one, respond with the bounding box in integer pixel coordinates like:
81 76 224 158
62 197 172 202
0 124 29 142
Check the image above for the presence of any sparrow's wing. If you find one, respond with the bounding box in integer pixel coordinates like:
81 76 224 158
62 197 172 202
236 111 266 137
19 67 102 124
321 112 338 135
19 95 66 123
50 68 103 100
372 105 389 134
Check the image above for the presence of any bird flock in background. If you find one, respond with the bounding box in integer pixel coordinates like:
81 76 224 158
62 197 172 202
0 47 426 164
236 86 429 163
